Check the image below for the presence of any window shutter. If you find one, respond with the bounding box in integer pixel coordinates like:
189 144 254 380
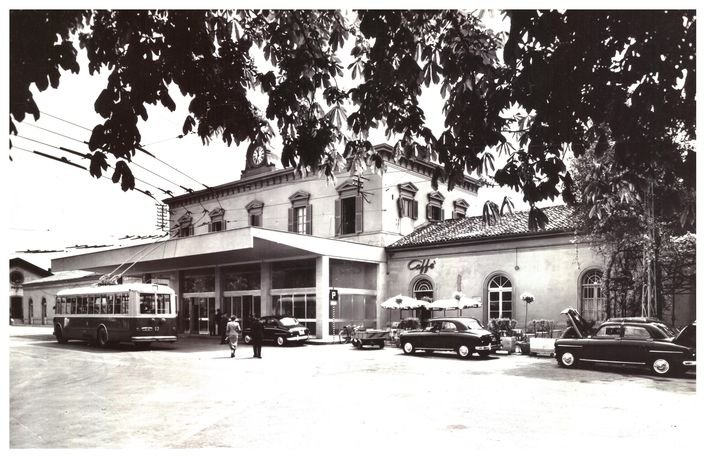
288 207 294 233
334 199 341 235
441 208 446 220
412 200 418 220
355 195 364 233
426 204 432 221
306 204 313 235
397 197 403 218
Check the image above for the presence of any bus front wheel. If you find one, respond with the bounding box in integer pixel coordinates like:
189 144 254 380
54 325 68 344
96 326 110 348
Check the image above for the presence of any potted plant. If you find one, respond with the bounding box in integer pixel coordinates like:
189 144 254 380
527 319 557 356
488 317 518 353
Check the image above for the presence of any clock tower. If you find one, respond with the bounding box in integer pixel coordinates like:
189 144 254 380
241 143 275 178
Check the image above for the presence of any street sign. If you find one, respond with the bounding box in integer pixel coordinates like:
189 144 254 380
329 289 338 302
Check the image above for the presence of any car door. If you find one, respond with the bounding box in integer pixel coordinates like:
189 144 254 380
583 324 623 361
438 320 460 350
422 321 444 349
263 318 278 342
619 325 653 364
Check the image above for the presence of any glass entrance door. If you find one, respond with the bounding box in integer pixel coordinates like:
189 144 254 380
186 297 215 335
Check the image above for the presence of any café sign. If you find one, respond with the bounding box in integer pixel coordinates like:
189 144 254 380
408 258 437 275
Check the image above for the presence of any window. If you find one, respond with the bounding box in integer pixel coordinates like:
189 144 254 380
177 213 194 237
441 321 458 332
488 275 512 319
335 180 364 235
140 294 156 314
412 278 434 302
426 191 445 222
288 191 312 235
157 294 171 314
452 199 469 219
246 200 264 227
623 326 652 339
397 182 419 219
595 325 622 338
208 208 226 232
581 269 605 322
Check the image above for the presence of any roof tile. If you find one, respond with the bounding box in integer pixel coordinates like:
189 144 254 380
389 205 577 249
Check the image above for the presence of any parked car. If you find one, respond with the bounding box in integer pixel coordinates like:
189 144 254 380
556 308 696 376
399 317 500 359
242 316 310 346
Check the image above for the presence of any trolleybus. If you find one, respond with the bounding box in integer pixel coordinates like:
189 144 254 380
53 283 177 347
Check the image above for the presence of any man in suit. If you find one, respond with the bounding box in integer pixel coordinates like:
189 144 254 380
251 317 264 358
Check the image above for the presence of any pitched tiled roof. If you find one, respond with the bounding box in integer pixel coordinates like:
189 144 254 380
388 205 577 249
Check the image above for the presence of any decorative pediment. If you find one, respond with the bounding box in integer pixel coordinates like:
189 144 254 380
428 191 445 203
245 200 264 211
453 199 469 210
288 191 311 204
335 179 361 194
177 213 193 225
209 207 225 218
398 182 419 195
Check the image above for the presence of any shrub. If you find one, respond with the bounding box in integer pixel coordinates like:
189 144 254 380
488 318 518 338
527 319 556 337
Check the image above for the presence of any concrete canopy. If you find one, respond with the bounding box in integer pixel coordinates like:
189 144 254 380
51 227 386 276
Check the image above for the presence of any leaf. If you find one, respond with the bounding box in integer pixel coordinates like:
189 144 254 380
111 160 135 191
89 151 108 178
528 206 548 231
182 115 195 135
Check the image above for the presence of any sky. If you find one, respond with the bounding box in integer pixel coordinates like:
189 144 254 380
4 8 535 271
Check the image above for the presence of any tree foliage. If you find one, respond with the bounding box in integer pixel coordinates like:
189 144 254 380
9 10 696 229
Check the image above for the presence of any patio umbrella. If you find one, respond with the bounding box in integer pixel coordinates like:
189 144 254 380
428 292 481 316
381 295 426 310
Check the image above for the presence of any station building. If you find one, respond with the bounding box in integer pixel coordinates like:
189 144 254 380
21 143 695 335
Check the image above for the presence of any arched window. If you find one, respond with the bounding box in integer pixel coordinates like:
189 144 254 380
581 269 605 321
412 278 434 303
488 275 512 319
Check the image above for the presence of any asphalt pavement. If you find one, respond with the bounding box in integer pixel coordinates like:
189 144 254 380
8 325 700 452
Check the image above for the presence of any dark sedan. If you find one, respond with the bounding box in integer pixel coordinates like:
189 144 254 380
555 308 696 376
399 317 500 359
242 316 310 346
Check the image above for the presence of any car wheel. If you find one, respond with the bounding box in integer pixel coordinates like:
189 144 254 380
352 338 361 348
650 358 673 376
478 350 490 359
54 325 68 344
558 351 578 368
378 341 385 349
402 341 416 354
243 334 252 344
457 344 473 359
96 326 109 348
275 336 285 347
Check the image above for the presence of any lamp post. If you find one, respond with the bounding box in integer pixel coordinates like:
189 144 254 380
521 292 534 331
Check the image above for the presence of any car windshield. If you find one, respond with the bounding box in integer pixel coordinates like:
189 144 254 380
279 317 299 326
454 318 484 330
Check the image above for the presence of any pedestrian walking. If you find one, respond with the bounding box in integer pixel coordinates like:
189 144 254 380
225 316 241 358
219 311 229 344
251 317 264 358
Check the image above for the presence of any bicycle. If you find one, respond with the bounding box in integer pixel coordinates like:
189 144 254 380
338 323 363 345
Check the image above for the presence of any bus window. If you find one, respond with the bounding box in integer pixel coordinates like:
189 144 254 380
78 297 87 314
97 296 107 314
116 294 129 314
140 293 155 314
157 294 171 314
107 295 114 314
87 296 95 314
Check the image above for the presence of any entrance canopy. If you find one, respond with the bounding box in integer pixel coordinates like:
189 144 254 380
51 227 386 275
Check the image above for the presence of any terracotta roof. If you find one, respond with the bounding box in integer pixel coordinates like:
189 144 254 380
388 205 577 249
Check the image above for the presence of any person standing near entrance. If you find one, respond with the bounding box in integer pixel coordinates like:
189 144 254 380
213 309 221 337
226 316 241 358
251 317 264 359
219 311 229 344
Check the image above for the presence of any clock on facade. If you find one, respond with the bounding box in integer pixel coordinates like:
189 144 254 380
247 145 266 168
